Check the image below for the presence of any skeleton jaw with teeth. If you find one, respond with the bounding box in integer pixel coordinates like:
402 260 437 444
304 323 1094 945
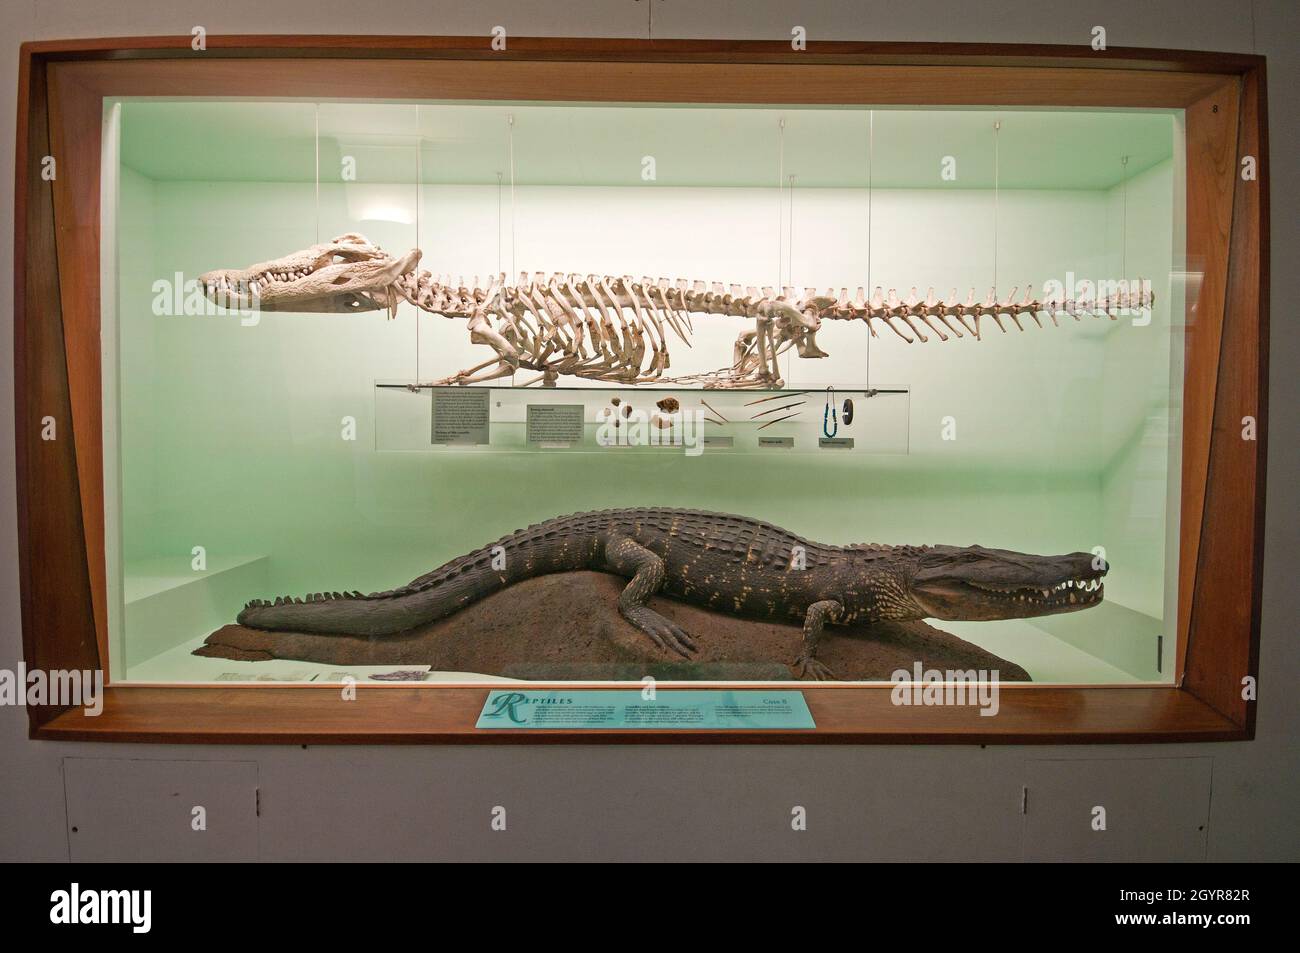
199 233 419 318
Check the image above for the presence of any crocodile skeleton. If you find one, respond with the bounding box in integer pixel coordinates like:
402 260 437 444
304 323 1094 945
234 508 1107 679
200 234 1154 389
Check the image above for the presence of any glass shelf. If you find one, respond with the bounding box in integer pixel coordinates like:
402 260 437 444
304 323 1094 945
373 382 910 454
374 382 906 395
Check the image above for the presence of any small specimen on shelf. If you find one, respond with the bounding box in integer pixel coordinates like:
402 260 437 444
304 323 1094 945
751 401 805 418
823 387 838 437
200 234 1154 389
699 398 728 422
746 391 809 405
757 413 800 430
228 508 1107 680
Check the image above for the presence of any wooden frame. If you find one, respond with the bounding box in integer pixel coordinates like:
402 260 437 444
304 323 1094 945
14 36 1268 744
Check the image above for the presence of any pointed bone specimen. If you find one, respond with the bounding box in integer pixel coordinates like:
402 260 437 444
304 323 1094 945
200 234 1155 389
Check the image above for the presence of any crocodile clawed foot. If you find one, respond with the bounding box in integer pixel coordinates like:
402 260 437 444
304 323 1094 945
794 655 836 681
624 607 698 658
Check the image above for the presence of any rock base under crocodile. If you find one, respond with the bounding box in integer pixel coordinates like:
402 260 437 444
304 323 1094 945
195 570 1031 681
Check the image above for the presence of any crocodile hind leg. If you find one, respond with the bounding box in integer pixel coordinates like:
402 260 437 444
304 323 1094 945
794 599 843 681
603 536 698 658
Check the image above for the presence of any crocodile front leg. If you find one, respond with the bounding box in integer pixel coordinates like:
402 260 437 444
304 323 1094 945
794 599 843 681
604 536 698 658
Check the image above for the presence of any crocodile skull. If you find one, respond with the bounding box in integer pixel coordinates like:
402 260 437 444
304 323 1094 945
905 544 1106 621
199 233 419 317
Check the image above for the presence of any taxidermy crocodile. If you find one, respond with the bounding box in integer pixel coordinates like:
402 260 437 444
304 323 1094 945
200 234 1153 389
234 507 1107 680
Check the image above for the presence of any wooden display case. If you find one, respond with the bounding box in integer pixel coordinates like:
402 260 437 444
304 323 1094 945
14 36 1267 743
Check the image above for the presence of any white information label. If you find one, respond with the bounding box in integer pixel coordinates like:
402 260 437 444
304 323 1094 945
431 389 490 445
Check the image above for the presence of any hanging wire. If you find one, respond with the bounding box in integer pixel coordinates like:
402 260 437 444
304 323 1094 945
508 114 517 384
313 103 320 244
785 172 797 381
508 114 516 285
777 117 786 288
787 174 796 286
993 119 1001 296
1120 154 1130 278
496 171 503 276
866 110 874 289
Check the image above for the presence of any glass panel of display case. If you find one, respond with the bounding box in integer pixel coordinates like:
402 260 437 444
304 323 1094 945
105 98 1183 687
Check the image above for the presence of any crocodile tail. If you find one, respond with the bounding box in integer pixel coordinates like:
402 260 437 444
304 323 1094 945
236 555 507 637
237 589 434 636
236 511 615 636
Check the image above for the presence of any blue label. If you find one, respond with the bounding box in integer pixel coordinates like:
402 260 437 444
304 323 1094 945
476 689 815 730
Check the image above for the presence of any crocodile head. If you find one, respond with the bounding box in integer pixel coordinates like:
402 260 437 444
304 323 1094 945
199 233 419 316
905 544 1106 621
